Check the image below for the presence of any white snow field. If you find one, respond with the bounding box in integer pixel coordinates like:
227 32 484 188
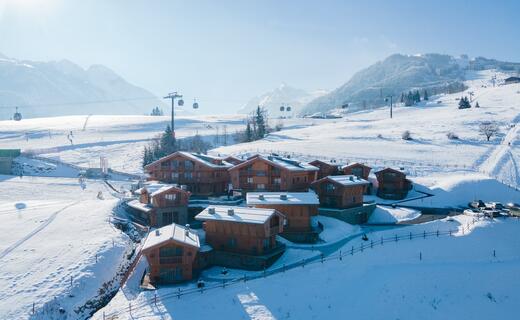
0 175 131 319
214 70 520 188
93 215 520 320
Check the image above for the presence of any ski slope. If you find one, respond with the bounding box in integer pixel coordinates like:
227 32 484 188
0 175 131 320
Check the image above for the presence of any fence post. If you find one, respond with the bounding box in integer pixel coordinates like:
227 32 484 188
103 311 105 320
395 234 398 242
449 229 452 236
493 249 496 257
32 302 35 315
339 250 342 261
244 274 247 282
360 243 364 252
321 253 324 263
381 236 383 245
177 288 181 299
129 302 132 315
70 276 73 287
420 252 422 261
370 240 373 248
436 230 439 237
223 279 226 288
154 293 157 306
409 232 412 240
351 246 354 255
423 230 426 239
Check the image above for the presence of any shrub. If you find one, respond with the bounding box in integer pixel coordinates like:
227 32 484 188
447 132 459 140
401 130 412 140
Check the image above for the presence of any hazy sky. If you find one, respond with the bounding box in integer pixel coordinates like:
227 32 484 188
1 0 519 114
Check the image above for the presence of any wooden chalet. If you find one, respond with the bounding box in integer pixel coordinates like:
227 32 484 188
246 192 319 232
195 206 285 256
309 159 341 179
141 223 200 284
375 168 412 200
222 155 244 166
311 175 369 209
342 162 372 180
228 154 319 193
127 182 191 227
144 151 233 196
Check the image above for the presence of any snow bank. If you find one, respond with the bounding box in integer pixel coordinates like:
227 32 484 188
368 205 421 224
313 215 360 243
406 173 520 208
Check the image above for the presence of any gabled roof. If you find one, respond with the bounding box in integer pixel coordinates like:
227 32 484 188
142 223 200 251
145 151 233 170
309 159 341 168
374 167 406 176
135 181 189 197
312 175 369 187
342 162 372 170
246 192 320 205
195 206 281 224
229 154 319 172
222 155 244 164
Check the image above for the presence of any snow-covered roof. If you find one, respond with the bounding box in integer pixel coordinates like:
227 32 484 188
246 192 320 205
196 206 279 224
317 175 369 186
142 223 200 251
127 199 153 213
342 162 371 169
135 181 186 197
146 151 233 169
231 154 318 172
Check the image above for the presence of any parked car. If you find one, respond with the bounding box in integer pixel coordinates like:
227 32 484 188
468 200 486 209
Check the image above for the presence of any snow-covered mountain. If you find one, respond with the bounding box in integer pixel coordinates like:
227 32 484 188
0 54 169 119
300 53 520 115
238 83 326 116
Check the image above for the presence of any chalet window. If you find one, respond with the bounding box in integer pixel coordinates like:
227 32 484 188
161 161 169 168
185 172 193 179
272 167 280 175
184 160 194 170
214 171 221 178
247 177 254 184
325 183 335 192
165 194 177 201
257 171 266 177
257 184 265 190
172 172 179 179
162 212 174 225
171 160 179 168
228 237 237 248
274 177 281 184
352 196 356 203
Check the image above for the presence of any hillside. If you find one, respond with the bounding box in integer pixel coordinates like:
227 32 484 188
238 83 326 116
301 53 520 115
0 54 169 119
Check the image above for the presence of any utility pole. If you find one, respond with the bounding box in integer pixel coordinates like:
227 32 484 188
164 92 183 138
385 95 394 119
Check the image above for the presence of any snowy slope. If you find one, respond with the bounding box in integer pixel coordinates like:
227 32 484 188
93 215 520 319
0 175 131 319
0 54 168 119
215 70 520 188
238 83 327 115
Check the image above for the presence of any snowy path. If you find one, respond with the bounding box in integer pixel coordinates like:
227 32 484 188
0 201 80 260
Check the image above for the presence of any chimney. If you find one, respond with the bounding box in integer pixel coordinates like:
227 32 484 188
259 194 265 200
155 229 160 236
185 224 190 236
208 207 216 214
349 176 354 181
227 208 234 216
280 194 288 200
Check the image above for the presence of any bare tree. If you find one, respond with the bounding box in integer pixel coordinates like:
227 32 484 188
479 121 499 141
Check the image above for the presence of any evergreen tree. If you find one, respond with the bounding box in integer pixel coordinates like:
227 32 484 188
255 106 266 139
423 89 429 101
245 121 253 142
160 125 177 155
475 101 480 108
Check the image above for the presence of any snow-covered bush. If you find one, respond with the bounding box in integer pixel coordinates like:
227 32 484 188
401 130 412 140
447 132 459 140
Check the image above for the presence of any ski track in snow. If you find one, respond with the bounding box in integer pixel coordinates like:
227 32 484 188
0 200 80 260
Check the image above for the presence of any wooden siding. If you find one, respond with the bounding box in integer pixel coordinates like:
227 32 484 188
143 241 198 283
311 180 366 209
343 163 371 180
253 203 318 232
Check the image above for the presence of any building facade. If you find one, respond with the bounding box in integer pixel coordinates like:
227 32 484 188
342 162 372 180
375 168 412 200
141 223 200 284
309 159 341 179
144 151 233 196
127 182 191 227
311 175 369 209
228 154 318 193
